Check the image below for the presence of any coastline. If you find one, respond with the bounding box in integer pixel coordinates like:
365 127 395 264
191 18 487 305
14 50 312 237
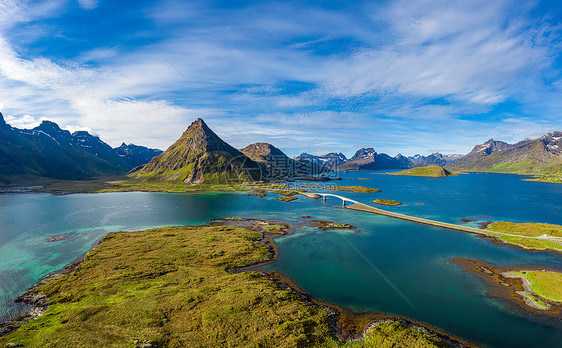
453 258 562 319
0 255 87 336
1 218 475 347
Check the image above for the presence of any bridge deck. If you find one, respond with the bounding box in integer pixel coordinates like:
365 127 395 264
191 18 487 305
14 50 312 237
304 192 562 243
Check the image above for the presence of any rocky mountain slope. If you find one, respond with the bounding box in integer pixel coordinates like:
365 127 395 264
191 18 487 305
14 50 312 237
114 143 163 168
295 152 347 171
240 142 323 180
338 148 410 170
409 153 462 167
0 112 133 184
131 118 262 184
448 133 562 175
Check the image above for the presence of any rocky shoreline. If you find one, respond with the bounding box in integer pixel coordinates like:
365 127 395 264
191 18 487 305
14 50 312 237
453 257 562 318
0 258 84 337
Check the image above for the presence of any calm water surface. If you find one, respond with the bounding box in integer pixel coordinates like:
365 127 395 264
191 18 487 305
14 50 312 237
0 172 561 347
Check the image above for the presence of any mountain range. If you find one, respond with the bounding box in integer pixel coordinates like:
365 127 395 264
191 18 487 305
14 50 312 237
337 148 410 170
0 112 161 185
2 111 562 185
295 152 347 171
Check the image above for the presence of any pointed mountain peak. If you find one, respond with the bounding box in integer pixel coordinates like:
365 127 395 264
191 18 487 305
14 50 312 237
132 118 261 184
189 118 211 132
0 112 6 127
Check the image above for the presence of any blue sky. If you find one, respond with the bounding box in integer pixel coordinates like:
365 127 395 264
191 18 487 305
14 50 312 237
1 0 562 157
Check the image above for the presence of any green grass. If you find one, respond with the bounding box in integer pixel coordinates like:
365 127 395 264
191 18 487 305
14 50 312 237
0 225 455 348
276 196 299 202
371 199 403 206
511 271 562 303
271 189 302 196
526 174 562 184
263 225 282 230
486 222 562 251
0 226 331 347
246 190 266 197
92 178 269 194
390 166 453 177
351 321 452 348
331 186 381 193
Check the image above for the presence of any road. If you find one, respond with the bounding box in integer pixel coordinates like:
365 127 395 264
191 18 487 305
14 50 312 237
304 193 562 243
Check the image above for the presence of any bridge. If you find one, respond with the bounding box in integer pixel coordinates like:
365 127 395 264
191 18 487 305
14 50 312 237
299 192 359 206
300 192 562 244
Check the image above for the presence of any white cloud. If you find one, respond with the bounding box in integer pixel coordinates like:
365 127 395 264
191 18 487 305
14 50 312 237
4 114 46 129
77 0 97 10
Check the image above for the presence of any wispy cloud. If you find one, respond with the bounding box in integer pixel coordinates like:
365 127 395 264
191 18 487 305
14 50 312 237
0 0 561 156
76 0 97 10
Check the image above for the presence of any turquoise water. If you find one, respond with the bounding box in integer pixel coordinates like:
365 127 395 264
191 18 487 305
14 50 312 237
0 173 561 347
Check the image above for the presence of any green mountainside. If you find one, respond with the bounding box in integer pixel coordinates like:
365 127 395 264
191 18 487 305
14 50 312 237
448 133 562 177
131 118 262 184
0 112 132 185
391 165 453 177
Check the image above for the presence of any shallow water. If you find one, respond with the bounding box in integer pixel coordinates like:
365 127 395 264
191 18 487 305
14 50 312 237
0 173 561 347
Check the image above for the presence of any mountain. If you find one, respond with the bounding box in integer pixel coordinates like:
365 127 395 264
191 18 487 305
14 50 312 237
339 148 410 170
448 133 562 175
295 152 347 171
0 112 131 185
240 142 322 180
409 153 463 167
114 143 163 168
131 118 262 184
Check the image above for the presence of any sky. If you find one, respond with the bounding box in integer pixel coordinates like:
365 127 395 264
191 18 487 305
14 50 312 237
1 0 562 158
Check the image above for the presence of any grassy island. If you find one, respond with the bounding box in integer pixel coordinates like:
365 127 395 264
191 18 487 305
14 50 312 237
390 165 454 177
246 190 266 197
485 222 562 252
371 199 403 206
0 225 458 348
453 258 562 316
271 189 302 196
276 196 299 202
331 186 381 193
508 271 562 303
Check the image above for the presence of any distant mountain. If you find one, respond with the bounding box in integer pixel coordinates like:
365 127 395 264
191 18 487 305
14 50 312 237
409 153 463 167
240 142 322 180
455 139 511 165
339 148 409 170
114 143 163 168
448 133 562 175
0 112 131 185
295 152 347 171
131 118 262 184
